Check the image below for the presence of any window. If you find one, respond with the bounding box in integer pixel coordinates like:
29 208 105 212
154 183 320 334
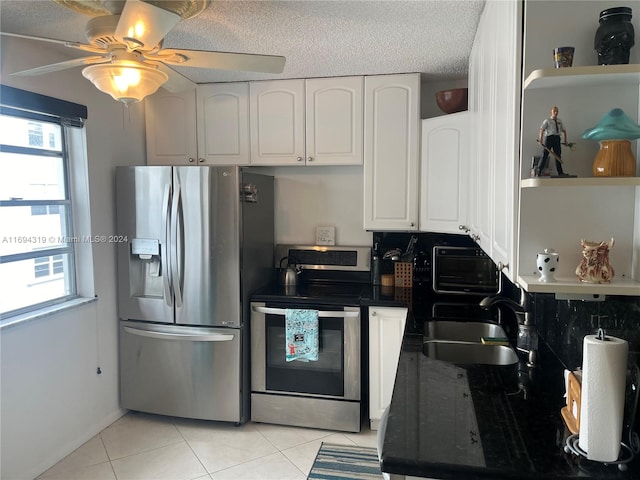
33 254 64 278
0 87 87 318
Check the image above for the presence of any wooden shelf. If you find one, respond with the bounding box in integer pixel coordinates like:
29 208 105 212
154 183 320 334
521 177 640 188
523 64 640 90
518 275 640 296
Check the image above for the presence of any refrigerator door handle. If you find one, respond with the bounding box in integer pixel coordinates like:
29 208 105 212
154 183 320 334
123 326 235 342
171 181 183 308
161 183 173 306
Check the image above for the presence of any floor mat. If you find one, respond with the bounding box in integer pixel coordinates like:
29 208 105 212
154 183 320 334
307 442 383 479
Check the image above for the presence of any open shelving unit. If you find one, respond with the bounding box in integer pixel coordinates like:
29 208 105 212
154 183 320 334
517 64 640 296
521 176 640 188
518 275 640 296
523 64 640 90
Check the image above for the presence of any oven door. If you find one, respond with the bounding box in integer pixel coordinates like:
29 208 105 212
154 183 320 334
250 302 360 401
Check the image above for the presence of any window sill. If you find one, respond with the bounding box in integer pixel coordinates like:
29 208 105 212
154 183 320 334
0 296 97 331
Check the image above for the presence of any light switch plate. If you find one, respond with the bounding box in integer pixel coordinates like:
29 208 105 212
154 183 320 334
316 226 335 245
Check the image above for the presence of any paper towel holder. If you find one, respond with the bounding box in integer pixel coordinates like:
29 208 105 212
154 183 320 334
563 361 640 471
564 434 634 470
596 327 609 341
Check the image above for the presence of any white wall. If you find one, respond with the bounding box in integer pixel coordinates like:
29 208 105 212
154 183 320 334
1 37 146 479
254 165 372 246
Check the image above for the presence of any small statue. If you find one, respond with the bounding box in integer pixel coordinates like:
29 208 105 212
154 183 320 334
534 106 572 177
595 7 635 65
575 238 615 284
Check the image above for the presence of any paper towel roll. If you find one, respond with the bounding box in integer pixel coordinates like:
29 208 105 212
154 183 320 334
578 333 628 462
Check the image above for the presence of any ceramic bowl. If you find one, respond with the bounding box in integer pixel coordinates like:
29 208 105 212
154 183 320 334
435 88 468 114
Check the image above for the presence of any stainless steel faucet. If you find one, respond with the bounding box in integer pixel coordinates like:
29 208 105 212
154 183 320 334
480 289 538 367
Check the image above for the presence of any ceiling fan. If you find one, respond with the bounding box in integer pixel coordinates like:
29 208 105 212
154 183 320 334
2 0 286 104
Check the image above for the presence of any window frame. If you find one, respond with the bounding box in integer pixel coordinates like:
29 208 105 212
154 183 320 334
0 108 79 317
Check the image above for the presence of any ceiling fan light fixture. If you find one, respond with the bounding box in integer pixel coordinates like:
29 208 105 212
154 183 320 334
82 60 168 104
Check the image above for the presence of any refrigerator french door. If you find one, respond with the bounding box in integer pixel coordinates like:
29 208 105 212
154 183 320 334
116 166 274 423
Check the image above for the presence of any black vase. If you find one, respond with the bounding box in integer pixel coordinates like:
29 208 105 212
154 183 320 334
594 7 635 65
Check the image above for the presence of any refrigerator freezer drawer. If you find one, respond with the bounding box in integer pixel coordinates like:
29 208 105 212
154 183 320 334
120 321 243 422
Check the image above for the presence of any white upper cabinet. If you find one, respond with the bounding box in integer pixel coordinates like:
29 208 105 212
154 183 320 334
250 77 363 166
145 88 197 165
250 79 305 165
305 77 363 165
196 83 250 165
363 73 421 231
467 0 521 280
420 112 469 234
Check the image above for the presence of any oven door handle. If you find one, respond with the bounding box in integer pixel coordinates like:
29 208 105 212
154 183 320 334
251 306 359 318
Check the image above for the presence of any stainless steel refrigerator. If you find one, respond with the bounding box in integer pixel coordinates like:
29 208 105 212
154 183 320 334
115 166 274 423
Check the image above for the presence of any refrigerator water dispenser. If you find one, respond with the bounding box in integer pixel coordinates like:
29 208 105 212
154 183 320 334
129 238 162 297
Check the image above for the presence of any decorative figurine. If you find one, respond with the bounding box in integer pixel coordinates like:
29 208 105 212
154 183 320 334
576 238 615 284
534 106 574 177
595 7 635 65
582 108 640 176
536 249 559 282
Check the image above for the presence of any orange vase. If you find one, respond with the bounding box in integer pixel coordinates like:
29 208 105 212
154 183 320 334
592 140 636 176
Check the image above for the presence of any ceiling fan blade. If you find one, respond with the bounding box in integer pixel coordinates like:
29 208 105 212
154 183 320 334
115 0 181 50
0 32 104 54
150 62 197 93
11 56 110 76
155 48 286 74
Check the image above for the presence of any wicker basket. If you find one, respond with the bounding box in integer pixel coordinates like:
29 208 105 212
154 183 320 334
394 262 413 288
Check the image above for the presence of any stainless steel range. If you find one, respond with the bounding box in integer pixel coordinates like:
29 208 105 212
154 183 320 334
250 245 371 433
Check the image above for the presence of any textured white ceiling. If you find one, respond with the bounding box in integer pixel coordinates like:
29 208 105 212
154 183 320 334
0 0 485 83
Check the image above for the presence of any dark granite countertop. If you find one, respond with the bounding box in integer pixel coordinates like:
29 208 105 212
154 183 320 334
380 332 639 479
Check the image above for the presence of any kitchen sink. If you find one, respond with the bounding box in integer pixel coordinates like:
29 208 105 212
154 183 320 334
424 321 507 343
422 341 519 365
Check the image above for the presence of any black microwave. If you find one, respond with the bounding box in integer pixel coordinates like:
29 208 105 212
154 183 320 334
432 246 501 295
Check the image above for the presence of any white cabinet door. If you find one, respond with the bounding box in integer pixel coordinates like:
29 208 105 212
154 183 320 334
489 0 520 277
250 77 363 166
468 17 492 249
145 89 197 165
305 76 363 165
369 306 408 430
250 79 306 165
196 83 250 165
420 112 469 233
363 73 420 231
467 0 521 280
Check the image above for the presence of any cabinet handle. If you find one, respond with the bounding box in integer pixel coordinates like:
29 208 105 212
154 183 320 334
498 262 509 272
307 156 313 162
410 222 415 227
471 234 480 242
297 156 303 162
371 311 377 316
458 225 470 233
198 158 205 163
188 157 195 163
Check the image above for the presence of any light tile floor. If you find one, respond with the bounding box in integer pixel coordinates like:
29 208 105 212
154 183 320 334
37 412 379 480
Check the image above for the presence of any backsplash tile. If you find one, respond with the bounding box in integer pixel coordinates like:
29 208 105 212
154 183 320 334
533 293 640 370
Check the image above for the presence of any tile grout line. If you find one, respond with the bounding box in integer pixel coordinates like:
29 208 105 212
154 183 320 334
97 434 120 480
173 418 214 477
